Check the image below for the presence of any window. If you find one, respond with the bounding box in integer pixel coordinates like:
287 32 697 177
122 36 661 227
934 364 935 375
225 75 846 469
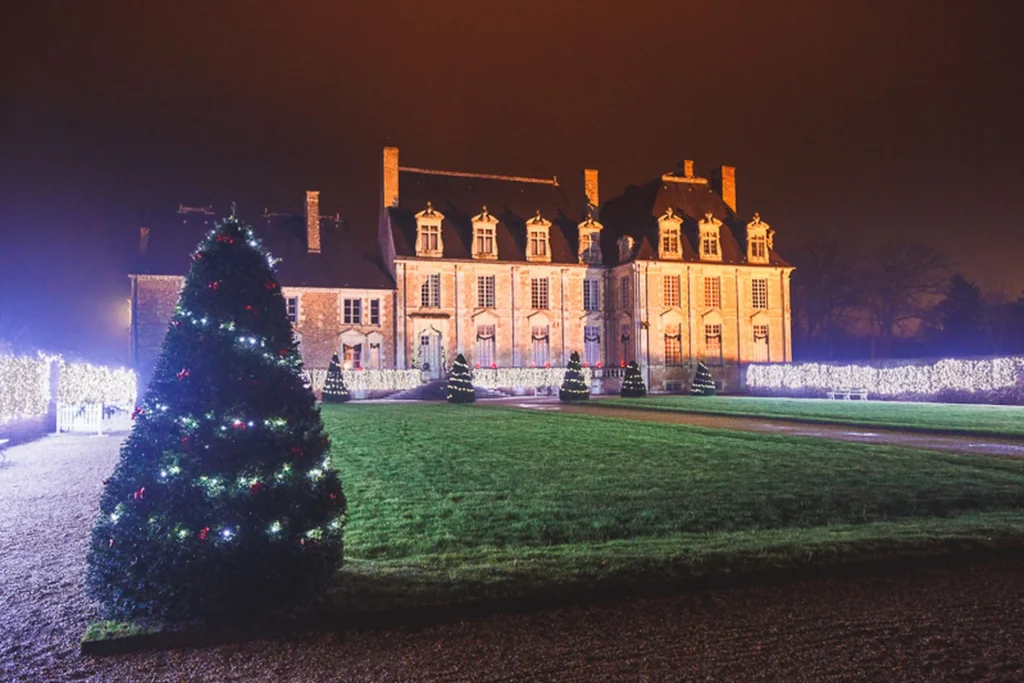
703 276 721 308
750 235 767 261
704 324 722 366
580 231 600 262
475 224 495 256
476 324 496 368
663 275 680 308
620 276 631 309
368 342 382 369
343 298 362 325
753 324 769 363
664 323 682 365
583 279 600 311
477 275 495 309
751 278 768 310
286 297 299 324
343 343 362 369
420 273 441 308
529 229 548 258
661 229 680 255
419 223 440 253
619 323 632 364
531 277 549 310
531 325 550 366
701 233 719 258
369 299 381 326
584 325 601 367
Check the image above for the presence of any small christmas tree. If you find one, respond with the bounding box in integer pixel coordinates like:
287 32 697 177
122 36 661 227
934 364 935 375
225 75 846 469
690 361 717 396
446 353 476 403
86 213 346 621
559 351 590 402
322 353 351 403
620 361 647 397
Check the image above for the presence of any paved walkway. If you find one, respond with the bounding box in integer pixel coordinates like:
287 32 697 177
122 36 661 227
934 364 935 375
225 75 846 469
529 401 1024 458
5 433 1024 681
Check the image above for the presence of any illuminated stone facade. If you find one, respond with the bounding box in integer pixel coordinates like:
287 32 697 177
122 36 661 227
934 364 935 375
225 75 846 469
130 151 793 393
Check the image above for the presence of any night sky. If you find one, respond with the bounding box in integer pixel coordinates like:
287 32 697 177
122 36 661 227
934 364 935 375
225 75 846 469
2 1 1022 365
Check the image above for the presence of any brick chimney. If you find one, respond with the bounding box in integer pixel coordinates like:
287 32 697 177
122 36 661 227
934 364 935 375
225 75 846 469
383 146 399 208
711 165 736 213
583 168 599 215
305 190 321 253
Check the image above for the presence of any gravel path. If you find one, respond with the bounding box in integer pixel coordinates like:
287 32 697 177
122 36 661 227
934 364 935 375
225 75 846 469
540 402 1024 458
4 435 1024 681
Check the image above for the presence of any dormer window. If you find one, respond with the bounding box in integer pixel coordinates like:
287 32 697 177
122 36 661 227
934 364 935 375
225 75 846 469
415 201 444 258
617 235 635 263
526 210 551 263
577 213 603 264
472 205 498 259
746 212 771 264
657 207 683 260
698 211 723 261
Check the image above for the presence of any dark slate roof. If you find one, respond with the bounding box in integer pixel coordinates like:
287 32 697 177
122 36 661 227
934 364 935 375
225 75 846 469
131 206 394 289
599 177 791 267
387 170 586 263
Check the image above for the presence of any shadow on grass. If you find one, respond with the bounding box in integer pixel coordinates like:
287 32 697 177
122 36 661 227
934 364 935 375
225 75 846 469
82 517 1024 656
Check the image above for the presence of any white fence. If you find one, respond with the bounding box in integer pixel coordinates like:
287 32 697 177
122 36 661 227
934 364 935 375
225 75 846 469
56 403 104 434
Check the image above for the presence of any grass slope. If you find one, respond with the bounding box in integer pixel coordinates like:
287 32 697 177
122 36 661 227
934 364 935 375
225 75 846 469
600 395 1024 438
322 403 1024 610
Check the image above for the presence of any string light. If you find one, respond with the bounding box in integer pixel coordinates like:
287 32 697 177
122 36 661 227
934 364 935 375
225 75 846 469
747 356 1024 399
0 353 51 424
58 360 137 407
304 368 421 394
471 366 593 391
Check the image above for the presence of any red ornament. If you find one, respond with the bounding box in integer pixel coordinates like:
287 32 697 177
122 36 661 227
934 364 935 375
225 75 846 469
133 487 145 500
216 234 234 245
264 279 278 290
278 348 289 357
329 492 337 500
620 360 626 368
290 446 304 457
250 482 266 495
176 367 190 380
208 281 220 290
191 252 203 261
131 406 144 420
199 526 210 541
490 363 497 369
180 435 190 445
244 305 253 311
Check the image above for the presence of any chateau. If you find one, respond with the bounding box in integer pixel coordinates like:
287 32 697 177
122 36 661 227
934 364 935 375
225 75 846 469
130 147 793 393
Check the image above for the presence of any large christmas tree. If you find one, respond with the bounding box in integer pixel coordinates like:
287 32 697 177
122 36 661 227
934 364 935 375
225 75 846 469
322 353 351 403
86 214 346 621
559 351 590 402
690 361 717 396
620 360 647 397
446 353 476 403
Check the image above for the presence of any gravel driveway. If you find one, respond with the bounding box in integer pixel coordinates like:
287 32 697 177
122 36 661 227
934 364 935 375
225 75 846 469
3 435 1024 682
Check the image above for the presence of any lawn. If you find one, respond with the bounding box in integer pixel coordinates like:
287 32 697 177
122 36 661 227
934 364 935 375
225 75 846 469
598 395 1024 438
320 403 1024 611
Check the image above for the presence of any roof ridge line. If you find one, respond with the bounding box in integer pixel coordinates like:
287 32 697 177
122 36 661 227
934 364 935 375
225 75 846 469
398 166 559 186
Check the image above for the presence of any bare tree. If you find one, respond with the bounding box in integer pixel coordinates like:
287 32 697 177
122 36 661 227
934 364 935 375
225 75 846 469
789 241 860 359
856 242 950 358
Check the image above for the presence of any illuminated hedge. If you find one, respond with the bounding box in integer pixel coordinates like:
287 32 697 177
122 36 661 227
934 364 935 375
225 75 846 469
305 368 422 394
59 361 138 407
473 366 593 390
747 356 1024 403
0 354 51 425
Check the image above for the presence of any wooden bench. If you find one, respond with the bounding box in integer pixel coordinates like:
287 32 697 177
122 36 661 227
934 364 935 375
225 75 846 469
827 388 869 400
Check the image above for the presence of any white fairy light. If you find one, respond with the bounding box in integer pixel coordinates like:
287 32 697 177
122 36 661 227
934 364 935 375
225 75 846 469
0 353 51 424
747 356 1024 399
269 521 282 534
221 528 234 540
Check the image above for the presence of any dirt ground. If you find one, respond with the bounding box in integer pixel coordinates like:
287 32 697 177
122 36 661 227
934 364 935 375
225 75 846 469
4 435 1024 682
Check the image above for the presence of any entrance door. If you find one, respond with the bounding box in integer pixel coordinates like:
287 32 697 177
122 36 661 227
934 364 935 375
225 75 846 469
419 331 442 379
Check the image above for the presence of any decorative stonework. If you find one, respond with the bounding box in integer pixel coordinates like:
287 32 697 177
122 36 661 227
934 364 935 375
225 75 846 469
471 205 499 260
617 235 635 263
415 201 445 258
577 213 603 264
698 211 723 261
526 210 552 263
